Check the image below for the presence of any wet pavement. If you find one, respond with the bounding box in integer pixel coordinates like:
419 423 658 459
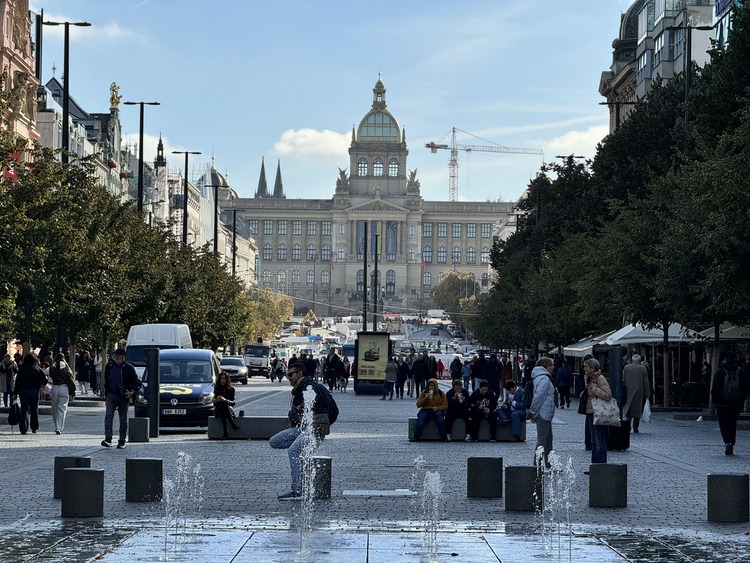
1 378 749 562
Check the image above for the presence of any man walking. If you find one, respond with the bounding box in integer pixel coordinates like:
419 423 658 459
623 354 650 433
711 350 749 455
101 348 140 449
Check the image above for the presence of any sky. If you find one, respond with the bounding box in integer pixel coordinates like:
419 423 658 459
30 0 635 203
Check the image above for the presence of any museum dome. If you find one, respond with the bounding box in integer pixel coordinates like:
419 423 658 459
356 76 401 143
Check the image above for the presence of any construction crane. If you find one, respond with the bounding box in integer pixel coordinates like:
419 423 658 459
426 127 544 202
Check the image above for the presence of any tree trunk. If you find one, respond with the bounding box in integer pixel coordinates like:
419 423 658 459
708 320 721 415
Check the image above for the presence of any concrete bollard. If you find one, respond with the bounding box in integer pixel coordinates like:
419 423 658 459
126 458 163 502
467 457 503 498
54 456 91 499
707 473 749 522
128 417 150 443
61 468 104 518
312 456 332 500
505 466 543 512
589 463 627 507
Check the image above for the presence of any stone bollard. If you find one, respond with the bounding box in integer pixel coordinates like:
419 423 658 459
54 456 91 499
126 458 163 502
128 417 150 443
467 457 503 498
707 473 749 522
312 456 332 500
505 466 543 511
61 468 104 518
589 463 627 508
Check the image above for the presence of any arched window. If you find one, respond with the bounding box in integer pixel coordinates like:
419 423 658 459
262 269 271 285
466 247 476 264
321 244 331 262
481 246 491 263
422 246 432 263
452 246 461 264
373 158 384 177
307 244 316 261
356 269 364 292
422 271 432 287
277 243 287 260
292 244 301 261
437 246 447 263
408 248 416 261
276 270 286 286
358 157 368 176
388 158 399 177
262 243 272 260
385 269 396 296
321 270 330 284
337 247 345 260
481 273 490 287
306 270 315 284
291 270 300 284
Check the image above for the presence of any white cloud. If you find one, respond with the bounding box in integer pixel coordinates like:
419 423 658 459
33 10 139 42
272 129 350 161
541 125 609 160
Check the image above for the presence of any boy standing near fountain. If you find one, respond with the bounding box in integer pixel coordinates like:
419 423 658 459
270 364 330 500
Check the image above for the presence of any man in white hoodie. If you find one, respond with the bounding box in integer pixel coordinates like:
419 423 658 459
527 357 556 468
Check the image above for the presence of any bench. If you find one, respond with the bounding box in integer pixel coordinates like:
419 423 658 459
207 416 289 440
408 417 526 442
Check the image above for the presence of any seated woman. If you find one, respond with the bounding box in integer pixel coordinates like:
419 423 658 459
213 371 240 439
498 380 526 442
413 378 448 441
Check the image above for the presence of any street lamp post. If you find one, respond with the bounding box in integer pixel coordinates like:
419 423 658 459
173 150 201 244
124 101 160 212
43 20 91 164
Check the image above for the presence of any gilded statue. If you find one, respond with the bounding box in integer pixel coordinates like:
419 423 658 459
110 82 121 108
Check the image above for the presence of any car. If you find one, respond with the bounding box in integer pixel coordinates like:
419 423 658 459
219 355 248 385
135 348 219 427
430 327 440 336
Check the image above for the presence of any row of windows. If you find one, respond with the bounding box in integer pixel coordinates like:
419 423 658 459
423 222 491 238
262 269 491 292
261 243 490 264
249 220 493 238
357 157 399 177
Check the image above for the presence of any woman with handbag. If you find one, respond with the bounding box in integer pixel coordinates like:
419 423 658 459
213 371 240 439
584 357 612 466
49 353 74 434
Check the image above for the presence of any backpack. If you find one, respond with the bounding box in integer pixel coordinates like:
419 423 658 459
723 368 742 403
7 399 19 427
521 379 534 410
310 381 339 425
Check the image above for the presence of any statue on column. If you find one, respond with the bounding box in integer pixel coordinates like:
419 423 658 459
109 82 121 108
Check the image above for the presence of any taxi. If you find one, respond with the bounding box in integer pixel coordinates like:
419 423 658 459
134 348 219 427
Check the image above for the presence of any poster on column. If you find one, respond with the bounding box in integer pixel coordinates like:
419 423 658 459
354 331 390 382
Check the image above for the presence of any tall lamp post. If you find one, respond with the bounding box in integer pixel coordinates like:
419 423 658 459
124 101 160 212
173 150 201 244
43 20 91 164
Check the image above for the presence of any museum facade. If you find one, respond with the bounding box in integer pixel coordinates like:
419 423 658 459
227 78 515 316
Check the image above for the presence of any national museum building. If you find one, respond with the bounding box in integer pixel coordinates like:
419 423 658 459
227 78 514 316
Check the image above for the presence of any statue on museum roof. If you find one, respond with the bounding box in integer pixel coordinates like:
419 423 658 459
406 169 420 193
336 167 350 193
110 82 121 109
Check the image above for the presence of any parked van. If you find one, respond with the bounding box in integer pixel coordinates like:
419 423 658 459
125 324 193 377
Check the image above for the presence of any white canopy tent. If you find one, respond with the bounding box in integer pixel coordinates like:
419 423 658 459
698 324 750 342
563 330 616 357
600 322 700 346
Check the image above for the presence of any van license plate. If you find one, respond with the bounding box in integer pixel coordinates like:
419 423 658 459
162 409 186 415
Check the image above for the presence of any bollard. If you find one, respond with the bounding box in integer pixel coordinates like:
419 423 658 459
707 473 749 522
54 456 91 499
61 468 104 518
589 464 627 507
126 458 163 502
505 466 543 512
467 457 503 498
312 456 332 500
128 417 150 443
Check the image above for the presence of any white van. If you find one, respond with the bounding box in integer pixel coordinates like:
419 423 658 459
125 324 193 377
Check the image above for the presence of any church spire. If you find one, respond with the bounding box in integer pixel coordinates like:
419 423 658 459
272 160 286 199
372 74 387 110
254 157 269 198
154 134 166 170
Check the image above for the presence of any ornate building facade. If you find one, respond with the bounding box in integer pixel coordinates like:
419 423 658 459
228 78 514 316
